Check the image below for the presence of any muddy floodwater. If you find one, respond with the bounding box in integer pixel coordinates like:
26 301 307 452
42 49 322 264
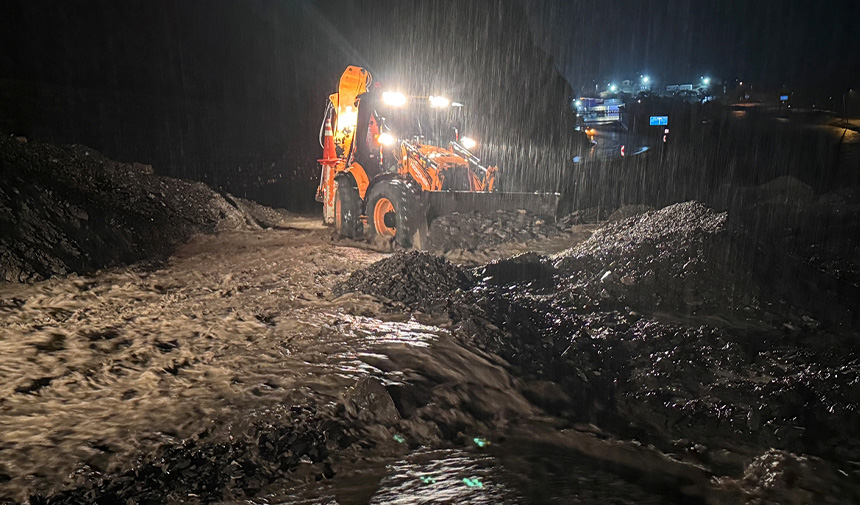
0 219 580 503
2 209 859 504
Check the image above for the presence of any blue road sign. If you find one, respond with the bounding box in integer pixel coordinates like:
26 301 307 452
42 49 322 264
649 116 669 126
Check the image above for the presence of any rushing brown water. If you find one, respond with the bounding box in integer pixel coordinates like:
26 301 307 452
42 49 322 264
2 212 858 504
0 223 379 500
0 220 596 503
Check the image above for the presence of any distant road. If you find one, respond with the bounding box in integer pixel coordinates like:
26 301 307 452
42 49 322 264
576 126 653 161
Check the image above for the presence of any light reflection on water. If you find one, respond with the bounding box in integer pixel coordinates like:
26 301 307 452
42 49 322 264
239 440 676 505
254 449 520 505
339 315 441 348
362 450 515 505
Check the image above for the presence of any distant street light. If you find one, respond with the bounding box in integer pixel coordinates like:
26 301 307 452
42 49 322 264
610 84 617 92
642 76 650 84
702 77 711 85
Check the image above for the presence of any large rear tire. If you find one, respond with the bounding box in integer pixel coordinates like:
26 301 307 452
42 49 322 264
334 176 363 239
366 179 424 248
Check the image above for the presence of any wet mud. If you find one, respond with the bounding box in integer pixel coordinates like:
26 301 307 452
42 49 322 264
338 200 860 503
334 251 474 312
427 210 571 252
3 146 860 503
0 134 293 283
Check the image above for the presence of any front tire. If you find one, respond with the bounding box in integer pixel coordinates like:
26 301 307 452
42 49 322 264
334 175 363 239
366 179 423 248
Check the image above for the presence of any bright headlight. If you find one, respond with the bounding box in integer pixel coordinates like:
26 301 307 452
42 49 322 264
377 132 396 146
461 137 477 149
382 91 407 107
338 106 358 129
429 95 450 108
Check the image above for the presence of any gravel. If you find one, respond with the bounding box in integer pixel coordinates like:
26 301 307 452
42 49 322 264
30 406 340 505
354 200 860 485
427 209 569 251
0 134 289 283
334 251 474 310
552 201 755 315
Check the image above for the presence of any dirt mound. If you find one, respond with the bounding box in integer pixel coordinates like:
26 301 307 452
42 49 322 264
29 405 339 505
606 204 654 222
549 199 858 326
0 135 274 282
434 200 860 479
719 449 860 504
555 201 727 271
551 201 761 315
476 252 556 288
754 175 816 204
557 207 606 226
427 210 568 251
334 251 474 309
223 194 298 229
446 279 860 474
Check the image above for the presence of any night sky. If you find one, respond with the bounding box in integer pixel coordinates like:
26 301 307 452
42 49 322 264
4 1 858 92
524 0 860 95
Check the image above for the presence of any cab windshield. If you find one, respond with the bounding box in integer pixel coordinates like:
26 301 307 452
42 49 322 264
378 98 467 147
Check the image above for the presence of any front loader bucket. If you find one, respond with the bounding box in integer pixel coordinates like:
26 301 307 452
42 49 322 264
423 191 561 222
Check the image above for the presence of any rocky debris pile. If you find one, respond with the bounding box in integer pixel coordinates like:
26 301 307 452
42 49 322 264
0 135 283 282
611 320 860 463
729 449 860 504
724 179 860 327
334 251 474 310
557 207 606 227
552 201 767 317
554 204 654 229
27 405 343 505
606 204 654 221
334 200 860 500
476 252 556 289
555 201 727 269
444 281 860 478
427 210 567 251
718 175 817 207
223 195 297 230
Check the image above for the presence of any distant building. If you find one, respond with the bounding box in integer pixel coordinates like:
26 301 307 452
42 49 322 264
618 78 650 95
659 78 720 101
573 97 624 124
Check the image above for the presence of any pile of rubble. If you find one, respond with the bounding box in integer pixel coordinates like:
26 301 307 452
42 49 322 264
552 201 757 315
334 251 474 310
726 449 858 504
0 135 287 283
29 405 340 505
335 200 860 499
426 209 568 251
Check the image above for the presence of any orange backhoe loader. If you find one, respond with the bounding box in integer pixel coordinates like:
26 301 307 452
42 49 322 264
317 65 560 248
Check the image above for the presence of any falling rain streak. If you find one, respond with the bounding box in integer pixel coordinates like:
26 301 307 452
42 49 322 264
1 0 859 504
